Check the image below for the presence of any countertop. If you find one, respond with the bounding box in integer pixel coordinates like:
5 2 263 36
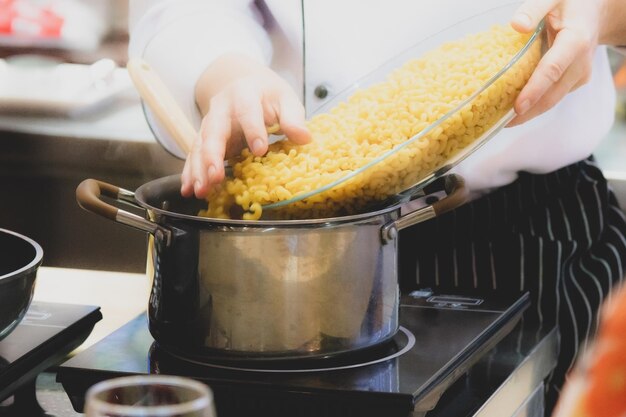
31 267 150 417
32 266 151 351
0 86 154 143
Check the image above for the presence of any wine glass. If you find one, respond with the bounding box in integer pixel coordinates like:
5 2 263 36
84 375 215 417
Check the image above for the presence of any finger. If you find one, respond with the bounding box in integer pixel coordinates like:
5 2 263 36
232 95 269 156
180 156 194 197
508 60 584 126
511 0 558 33
193 103 230 197
277 92 312 145
201 108 230 185
261 99 280 134
261 96 282 134
514 27 582 116
223 124 247 159
189 138 209 198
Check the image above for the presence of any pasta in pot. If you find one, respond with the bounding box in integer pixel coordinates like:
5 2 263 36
198 25 542 220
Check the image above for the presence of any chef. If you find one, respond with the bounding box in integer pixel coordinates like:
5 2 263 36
128 0 626 412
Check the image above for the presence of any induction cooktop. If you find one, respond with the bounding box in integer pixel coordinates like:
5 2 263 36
57 291 529 417
0 302 101 416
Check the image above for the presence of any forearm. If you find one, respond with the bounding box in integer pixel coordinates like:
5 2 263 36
600 0 626 46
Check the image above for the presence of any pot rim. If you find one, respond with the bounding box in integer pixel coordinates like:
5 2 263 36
133 174 405 227
0 228 44 282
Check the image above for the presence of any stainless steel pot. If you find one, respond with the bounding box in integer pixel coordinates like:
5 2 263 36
0 229 43 341
76 174 467 360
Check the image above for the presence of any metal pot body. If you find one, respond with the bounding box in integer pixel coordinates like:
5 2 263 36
0 229 43 341
146 206 400 358
76 174 466 359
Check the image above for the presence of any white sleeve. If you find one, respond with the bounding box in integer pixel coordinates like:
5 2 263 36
128 0 273 158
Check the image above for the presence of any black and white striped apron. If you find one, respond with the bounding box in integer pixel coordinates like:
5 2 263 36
398 156 626 411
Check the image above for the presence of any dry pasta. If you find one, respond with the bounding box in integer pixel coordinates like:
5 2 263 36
199 25 543 220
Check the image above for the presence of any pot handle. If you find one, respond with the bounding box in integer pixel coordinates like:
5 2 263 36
76 179 171 244
381 174 468 243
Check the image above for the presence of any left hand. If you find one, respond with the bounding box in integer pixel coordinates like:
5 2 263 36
507 0 606 126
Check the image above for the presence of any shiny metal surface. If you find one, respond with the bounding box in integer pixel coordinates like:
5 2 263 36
472 328 557 417
511 383 544 417
381 205 436 243
116 186 138 205
116 209 171 246
424 325 558 417
77 174 465 358
145 206 401 357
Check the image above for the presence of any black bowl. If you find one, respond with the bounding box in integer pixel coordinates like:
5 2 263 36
0 229 43 341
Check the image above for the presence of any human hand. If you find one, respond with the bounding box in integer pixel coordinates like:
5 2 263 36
507 0 605 126
181 54 312 198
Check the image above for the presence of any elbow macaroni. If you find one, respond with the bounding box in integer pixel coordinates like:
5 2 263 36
198 25 542 220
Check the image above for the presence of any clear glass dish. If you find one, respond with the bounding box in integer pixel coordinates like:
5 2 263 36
212 2 545 220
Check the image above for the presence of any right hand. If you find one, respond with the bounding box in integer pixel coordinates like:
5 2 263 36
181 54 312 198
507 0 605 127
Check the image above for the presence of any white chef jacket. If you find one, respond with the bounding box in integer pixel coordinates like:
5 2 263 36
128 0 616 191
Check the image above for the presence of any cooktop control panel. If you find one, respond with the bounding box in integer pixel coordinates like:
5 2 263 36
403 289 522 312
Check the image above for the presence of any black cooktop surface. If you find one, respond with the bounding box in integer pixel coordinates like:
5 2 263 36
57 291 528 417
0 301 101 416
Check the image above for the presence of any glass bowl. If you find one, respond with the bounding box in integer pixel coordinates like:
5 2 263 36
209 2 545 220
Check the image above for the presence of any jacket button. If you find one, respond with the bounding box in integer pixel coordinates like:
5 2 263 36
314 84 329 99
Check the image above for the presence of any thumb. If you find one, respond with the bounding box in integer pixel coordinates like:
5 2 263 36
511 0 557 33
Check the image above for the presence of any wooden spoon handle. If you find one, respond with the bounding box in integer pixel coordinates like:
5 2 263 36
127 58 196 155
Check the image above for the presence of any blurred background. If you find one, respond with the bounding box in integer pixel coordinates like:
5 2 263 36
0 0 624 274
0 0 182 273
